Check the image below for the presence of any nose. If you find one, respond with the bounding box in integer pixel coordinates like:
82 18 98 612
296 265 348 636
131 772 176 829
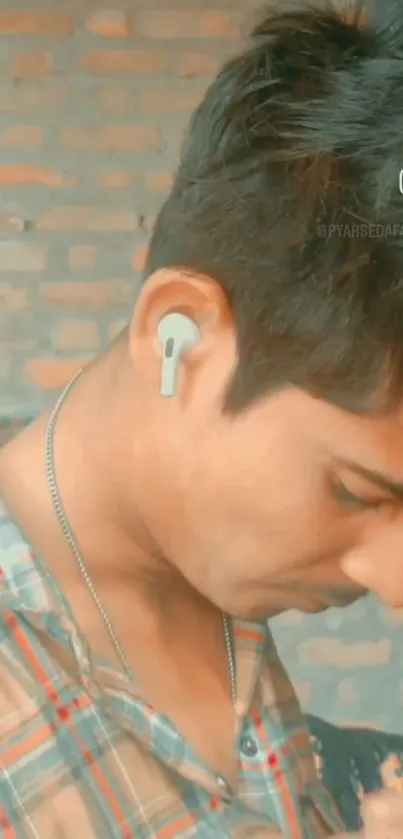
341 520 403 608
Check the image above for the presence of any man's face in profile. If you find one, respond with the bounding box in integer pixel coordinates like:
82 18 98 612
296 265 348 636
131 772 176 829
134 350 403 620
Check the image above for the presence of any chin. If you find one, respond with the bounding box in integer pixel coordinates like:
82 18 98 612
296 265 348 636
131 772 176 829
296 590 366 614
227 602 285 621
297 601 329 614
222 585 367 622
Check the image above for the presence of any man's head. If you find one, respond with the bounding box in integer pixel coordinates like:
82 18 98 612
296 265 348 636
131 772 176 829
122 1 403 618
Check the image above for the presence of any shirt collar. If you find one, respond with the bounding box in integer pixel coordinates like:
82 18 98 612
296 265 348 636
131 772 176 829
0 497 270 706
0 498 58 615
0 498 94 677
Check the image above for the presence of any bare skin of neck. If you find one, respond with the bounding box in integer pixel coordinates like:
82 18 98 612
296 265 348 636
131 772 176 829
0 347 237 785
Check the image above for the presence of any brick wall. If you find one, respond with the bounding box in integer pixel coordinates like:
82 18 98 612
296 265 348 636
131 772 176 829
0 0 257 424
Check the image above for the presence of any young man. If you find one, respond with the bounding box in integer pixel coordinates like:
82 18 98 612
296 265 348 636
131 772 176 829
1 2 403 837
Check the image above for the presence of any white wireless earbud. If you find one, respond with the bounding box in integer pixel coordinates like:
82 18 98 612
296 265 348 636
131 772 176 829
157 312 200 397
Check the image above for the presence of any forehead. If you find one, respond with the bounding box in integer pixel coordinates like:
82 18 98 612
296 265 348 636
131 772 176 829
291 388 403 475
247 386 403 473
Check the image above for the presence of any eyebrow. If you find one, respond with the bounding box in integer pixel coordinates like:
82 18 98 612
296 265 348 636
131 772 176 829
340 460 403 501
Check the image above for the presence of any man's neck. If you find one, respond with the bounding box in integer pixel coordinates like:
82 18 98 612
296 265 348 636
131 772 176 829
0 361 249 782
0 349 222 645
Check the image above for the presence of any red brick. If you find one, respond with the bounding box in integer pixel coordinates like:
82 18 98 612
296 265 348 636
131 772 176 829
39 281 132 309
1 125 43 148
79 50 162 75
11 52 54 78
51 319 100 351
202 10 241 38
86 11 132 38
178 53 222 78
96 170 135 189
139 90 203 111
146 172 173 192
0 282 28 310
131 243 148 272
61 124 160 153
0 164 74 188
0 242 47 273
68 245 96 271
137 10 240 39
37 206 138 232
24 358 91 390
0 11 73 37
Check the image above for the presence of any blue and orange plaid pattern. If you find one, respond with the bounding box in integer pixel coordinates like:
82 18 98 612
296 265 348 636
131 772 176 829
0 499 344 839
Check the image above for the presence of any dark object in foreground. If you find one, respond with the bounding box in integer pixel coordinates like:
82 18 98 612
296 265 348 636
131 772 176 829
307 714 403 832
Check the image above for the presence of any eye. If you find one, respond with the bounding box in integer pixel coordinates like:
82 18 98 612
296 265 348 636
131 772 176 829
330 479 386 512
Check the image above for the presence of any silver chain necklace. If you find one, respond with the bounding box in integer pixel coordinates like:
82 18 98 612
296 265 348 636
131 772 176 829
45 369 236 704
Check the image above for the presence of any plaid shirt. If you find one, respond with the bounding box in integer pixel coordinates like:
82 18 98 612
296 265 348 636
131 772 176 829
0 499 344 839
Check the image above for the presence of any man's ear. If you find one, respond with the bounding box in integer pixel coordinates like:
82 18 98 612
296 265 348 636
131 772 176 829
127 268 233 395
157 312 200 397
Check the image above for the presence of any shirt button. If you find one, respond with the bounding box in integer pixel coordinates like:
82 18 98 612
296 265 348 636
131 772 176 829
240 735 258 757
216 775 232 797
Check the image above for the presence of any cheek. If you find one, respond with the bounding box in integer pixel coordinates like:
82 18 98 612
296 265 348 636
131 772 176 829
181 424 353 580
342 522 403 606
190 466 324 558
